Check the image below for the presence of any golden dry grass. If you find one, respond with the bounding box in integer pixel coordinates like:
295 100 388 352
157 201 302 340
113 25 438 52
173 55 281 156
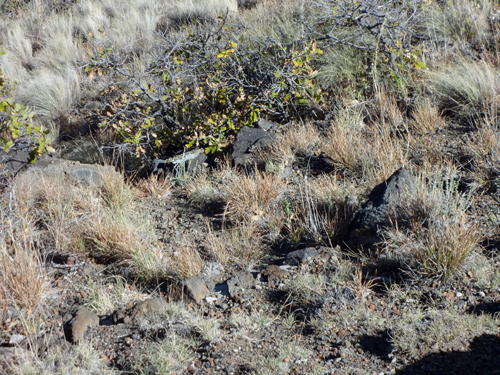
324 120 408 184
0 226 49 313
411 98 446 134
205 221 264 269
265 122 321 165
221 169 288 224
171 241 204 279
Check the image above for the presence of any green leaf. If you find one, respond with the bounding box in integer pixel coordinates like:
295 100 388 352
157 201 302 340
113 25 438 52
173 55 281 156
4 141 13 151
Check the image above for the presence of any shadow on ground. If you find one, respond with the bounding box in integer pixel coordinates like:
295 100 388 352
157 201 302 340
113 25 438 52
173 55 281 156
468 302 500 316
358 330 393 360
396 334 500 375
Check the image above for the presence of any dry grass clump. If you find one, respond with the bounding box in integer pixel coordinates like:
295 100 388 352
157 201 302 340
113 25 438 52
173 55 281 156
389 306 499 358
222 169 288 224
205 221 264 269
324 94 408 183
371 88 405 132
171 242 204 279
431 57 500 119
184 171 219 206
0 218 49 313
287 273 327 300
383 166 483 280
301 174 354 243
166 0 238 26
0 177 51 316
134 332 195 374
324 119 408 184
135 173 172 199
464 127 500 191
386 215 482 279
84 275 148 315
266 123 322 165
280 175 353 245
420 0 492 45
411 98 446 134
4 167 171 280
12 342 119 375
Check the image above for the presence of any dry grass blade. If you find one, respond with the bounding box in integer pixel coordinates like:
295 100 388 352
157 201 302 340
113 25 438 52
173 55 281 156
172 242 204 279
222 169 287 223
205 221 264 270
0 219 49 312
411 98 445 134
350 263 376 301
414 217 482 279
135 174 172 199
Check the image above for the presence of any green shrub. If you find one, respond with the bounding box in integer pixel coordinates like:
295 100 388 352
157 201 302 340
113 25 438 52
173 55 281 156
0 51 51 162
85 18 324 155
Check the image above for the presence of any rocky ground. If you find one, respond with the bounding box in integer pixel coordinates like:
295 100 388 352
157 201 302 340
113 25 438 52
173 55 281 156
1 1 500 374
1 120 499 375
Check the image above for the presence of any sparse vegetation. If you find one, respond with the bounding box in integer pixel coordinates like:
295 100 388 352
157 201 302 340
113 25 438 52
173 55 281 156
1 0 500 373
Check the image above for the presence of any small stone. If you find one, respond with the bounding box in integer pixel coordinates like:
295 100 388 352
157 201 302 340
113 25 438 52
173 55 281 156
9 334 26 345
455 292 463 298
369 304 376 311
124 337 133 346
446 291 455 301
478 291 486 297
338 329 346 337
66 258 75 265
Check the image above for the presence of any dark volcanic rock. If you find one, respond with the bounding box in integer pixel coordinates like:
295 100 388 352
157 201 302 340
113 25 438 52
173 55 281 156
350 167 416 232
232 126 275 167
285 247 320 266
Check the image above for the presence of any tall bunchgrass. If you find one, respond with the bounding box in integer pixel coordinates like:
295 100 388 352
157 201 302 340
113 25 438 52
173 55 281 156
383 165 482 280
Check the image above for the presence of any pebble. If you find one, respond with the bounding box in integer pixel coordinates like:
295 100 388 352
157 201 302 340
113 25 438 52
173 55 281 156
445 291 455 301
